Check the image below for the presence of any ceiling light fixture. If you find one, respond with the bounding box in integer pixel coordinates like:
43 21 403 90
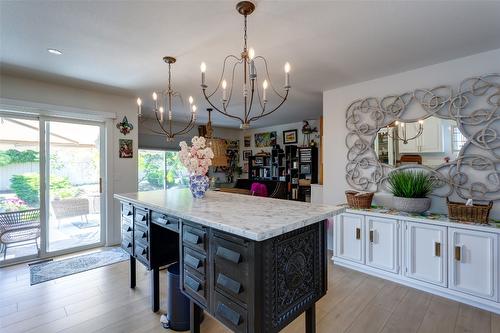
136 56 197 142
200 1 291 129
47 48 62 55
387 120 424 144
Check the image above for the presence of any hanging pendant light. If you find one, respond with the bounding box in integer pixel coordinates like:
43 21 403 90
137 56 197 142
200 1 291 129
199 108 228 167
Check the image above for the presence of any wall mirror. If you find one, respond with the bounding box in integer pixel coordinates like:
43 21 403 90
372 116 464 169
346 73 500 201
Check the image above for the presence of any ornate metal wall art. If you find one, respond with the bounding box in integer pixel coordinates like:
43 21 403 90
345 73 500 201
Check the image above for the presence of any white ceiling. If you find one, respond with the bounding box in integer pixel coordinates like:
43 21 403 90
1 1 500 128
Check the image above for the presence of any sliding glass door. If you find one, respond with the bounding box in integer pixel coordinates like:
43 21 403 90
0 113 105 266
46 120 104 253
138 149 189 191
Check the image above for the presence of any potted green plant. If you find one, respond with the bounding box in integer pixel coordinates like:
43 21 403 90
387 170 434 213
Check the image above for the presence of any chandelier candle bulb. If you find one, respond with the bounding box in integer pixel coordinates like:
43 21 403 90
222 80 227 101
152 91 158 109
284 62 291 88
189 96 193 105
137 98 142 116
200 62 206 86
159 106 164 123
263 79 268 102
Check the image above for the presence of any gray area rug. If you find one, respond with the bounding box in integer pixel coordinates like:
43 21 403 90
30 247 129 285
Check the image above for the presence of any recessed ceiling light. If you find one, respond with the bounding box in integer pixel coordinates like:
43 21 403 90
47 48 62 55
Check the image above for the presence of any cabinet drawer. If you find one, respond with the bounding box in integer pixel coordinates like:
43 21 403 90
121 235 133 255
151 211 179 232
121 219 133 238
183 270 208 308
134 222 149 245
121 203 133 217
134 209 149 228
182 223 207 253
214 291 248 333
183 247 206 278
135 243 149 265
212 234 250 306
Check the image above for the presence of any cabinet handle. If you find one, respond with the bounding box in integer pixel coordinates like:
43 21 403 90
216 273 242 294
434 242 441 257
216 246 241 264
369 230 374 243
185 275 201 292
183 232 201 245
216 303 242 326
185 254 202 269
454 246 461 261
355 227 361 240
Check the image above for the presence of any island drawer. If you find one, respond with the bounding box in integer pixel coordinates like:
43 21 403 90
134 243 149 266
214 291 248 333
183 247 206 278
182 223 207 253
121 234 133 255
134 222 149 246
151 211 179 232
183 270 208 308
121 218 133 237
212 235 250 306
121 202 133 217
134 208 149 228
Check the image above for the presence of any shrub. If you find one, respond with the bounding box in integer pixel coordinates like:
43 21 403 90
0 149 39 166
9 173 78 206
387 170 434 198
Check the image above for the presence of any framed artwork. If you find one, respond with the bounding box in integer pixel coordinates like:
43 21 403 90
119 139 133 158
226 139 239 150
254 131 276 147
244 135 251 147
283 129 298 144
243 150 252 161
243 162 249 173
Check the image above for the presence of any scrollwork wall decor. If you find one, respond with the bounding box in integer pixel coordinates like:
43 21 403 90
345 73 500 201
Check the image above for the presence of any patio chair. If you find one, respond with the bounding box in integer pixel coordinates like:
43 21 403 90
0 209 41 260
51 198 90 228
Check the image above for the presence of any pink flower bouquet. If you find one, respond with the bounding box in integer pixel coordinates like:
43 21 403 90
179 136 214 176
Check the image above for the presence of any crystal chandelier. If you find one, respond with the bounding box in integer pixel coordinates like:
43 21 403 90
387 120 424 144
136 56 197 141
200 1 291 129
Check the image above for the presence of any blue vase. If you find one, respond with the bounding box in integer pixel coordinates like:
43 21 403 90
189 175 209 199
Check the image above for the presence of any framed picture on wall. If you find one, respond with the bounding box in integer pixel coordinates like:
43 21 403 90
243 162 249 173
119 139 133 158
254 131 277 147
244 135 251 147
243 150 252 161
283 129 298 144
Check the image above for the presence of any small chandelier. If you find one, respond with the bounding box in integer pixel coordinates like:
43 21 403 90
387 120 424 144
200 1 291 129
137 56 197 141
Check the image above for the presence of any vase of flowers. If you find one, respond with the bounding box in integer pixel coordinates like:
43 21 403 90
179 136 214 199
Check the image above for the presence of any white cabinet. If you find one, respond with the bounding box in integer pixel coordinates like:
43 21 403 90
398 117 443 153
448 228 498 301
405 222 447 287
334 213 364 264
365 216 399 273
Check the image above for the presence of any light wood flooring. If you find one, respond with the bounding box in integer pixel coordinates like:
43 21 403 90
1 251 499 333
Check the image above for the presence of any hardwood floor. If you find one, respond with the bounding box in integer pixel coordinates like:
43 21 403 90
1 252 499 333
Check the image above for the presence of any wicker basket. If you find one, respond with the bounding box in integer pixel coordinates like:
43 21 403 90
345 190 374 209
447 198 493 224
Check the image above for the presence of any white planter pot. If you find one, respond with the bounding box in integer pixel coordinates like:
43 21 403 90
393 196 431 214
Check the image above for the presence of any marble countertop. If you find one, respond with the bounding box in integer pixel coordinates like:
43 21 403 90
114 189 344 241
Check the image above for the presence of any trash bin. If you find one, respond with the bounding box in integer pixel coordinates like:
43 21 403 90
161 262 190 331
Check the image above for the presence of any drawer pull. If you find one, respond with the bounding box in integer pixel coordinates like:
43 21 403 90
185 254 202 269
434 242 441 257
216 246 241 264
126 226 132 232
216 303 241 326
136 214 147 221
355 227 361 240
185 275 201 292
217 273 242 294
123 210 132 216
183 232 201 245
138 231 147 239
138 247 147 256
124 242 132 248
454 246 461 261
157 217 170 225
369 230 374 243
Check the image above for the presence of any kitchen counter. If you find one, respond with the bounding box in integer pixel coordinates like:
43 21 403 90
115 188 344 241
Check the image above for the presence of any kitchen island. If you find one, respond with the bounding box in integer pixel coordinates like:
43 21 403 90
115 189 344 333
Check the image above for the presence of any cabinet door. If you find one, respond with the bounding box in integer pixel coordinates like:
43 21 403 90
365 216 399 273
405 222 447 287
334 213 364 264
448 228 498 301
419 117 443 152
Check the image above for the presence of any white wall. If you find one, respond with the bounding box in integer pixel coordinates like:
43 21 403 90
0 74 138 245
323 48 500 219
238 119 320 177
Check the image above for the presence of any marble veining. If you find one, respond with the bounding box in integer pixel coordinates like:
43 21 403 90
114 189 344 241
